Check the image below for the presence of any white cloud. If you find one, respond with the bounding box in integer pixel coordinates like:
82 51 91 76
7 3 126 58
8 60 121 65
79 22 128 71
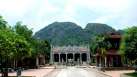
93 15 114 23
36 0 60 17
0 0 33 17
0 0 137 32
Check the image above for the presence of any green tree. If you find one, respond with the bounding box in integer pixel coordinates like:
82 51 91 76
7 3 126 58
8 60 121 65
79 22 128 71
90 34 111 67
0 16 7 29
14 21 51 67
14 21 33 41
0 28 31 76
0 18 31 77
13 36 31 67
0 16 51 76
120 26 137 65
34 40 50 68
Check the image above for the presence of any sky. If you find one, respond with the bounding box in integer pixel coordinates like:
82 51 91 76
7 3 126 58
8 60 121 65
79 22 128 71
0 0 137 33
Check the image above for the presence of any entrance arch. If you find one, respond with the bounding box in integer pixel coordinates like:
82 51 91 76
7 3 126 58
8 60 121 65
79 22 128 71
74 53 80 61
82 53 87 62
67 53 73 59
67 53 74 65
54 54 59 62
60 54 66 62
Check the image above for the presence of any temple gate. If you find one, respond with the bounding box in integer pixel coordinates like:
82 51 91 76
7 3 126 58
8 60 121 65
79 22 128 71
50 46 91 65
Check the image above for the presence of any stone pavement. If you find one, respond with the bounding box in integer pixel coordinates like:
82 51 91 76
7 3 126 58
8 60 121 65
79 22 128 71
89 66 135 77
0 66 134 77
0 66 55 77
45 66 111 77
104 70 135 77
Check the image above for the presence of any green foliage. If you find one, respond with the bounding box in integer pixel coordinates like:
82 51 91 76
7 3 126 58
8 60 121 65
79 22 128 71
0 15 51 68
14 21 33 41
0 23 31 61
14 35 31 60
120 26 137 63
90 34 111 54
0 16 7 29
14 21 34 57
125 72 137 77
35 40 50 55
14 21 51 59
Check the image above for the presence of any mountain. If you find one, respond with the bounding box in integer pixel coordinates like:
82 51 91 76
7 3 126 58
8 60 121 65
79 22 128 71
84 23 115 35
34 22 116 46
117 29 125 35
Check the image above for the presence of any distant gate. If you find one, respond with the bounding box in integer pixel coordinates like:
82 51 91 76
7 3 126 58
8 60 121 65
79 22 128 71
50 46 91 65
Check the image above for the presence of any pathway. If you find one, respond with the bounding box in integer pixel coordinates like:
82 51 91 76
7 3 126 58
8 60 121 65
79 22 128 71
45 66 111 77
104 70 135 77
0 66 55 77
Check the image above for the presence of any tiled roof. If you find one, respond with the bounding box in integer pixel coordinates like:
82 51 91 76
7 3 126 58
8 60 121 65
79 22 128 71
52 46 89 53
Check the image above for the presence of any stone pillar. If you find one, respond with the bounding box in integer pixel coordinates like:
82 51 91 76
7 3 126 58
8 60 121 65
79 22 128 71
52 54 54 64
96 56 98 67
50 46 53 64
66 54 67 64
59 53 60 64
87 46 90 64
87 53 89 64
80 53 82 64
73 53 75 64
43 55 45 65
87 53 91 64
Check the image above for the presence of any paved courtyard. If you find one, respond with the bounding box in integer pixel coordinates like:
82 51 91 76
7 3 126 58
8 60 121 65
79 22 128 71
0 66 134 77
45 66 111 77
0 66 55 77
104 70 135 77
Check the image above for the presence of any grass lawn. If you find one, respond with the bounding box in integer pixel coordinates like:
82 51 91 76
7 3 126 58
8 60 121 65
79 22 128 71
125 72 137 77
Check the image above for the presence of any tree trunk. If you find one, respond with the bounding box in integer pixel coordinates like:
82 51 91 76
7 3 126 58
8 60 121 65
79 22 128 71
36 56 39 69
99 56 102 67
2 58 8 77
43 55 45 65
105 57 107 67
2 70 8 77
13 59 17 68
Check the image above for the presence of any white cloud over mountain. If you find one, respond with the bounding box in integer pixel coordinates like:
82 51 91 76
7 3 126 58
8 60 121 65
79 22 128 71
0 0 137 32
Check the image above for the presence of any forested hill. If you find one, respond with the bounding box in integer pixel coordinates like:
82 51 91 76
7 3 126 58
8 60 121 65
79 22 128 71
34 22 116 46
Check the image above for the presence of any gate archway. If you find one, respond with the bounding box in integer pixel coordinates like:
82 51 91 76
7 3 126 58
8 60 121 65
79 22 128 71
74 53 80 61
54 54 59 62
82 53 87 62
67 53 73 59
60 54 66 62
